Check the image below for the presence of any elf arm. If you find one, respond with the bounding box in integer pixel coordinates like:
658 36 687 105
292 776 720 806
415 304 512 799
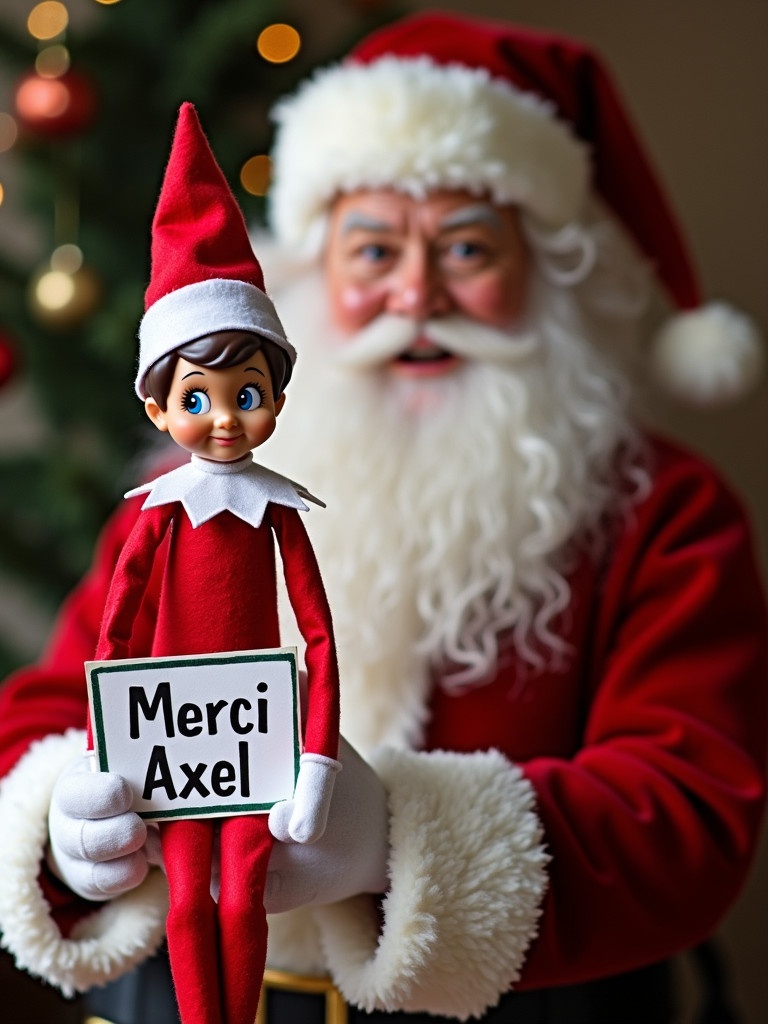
44 502 175 902
270 505 341 843
85 502 174 747
272 505 340 759
94 502 174 661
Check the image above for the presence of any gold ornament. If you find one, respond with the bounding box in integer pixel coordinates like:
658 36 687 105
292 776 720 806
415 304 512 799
256 24 301 64
240 155 271 196
28 244 101 329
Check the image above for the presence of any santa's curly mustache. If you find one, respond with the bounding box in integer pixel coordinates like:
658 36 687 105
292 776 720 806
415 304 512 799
333 312 539 372
261 268 647 752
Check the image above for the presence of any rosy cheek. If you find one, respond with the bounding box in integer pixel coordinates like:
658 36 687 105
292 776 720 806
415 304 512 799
332 283 386 334
168 418 204 452
457 273 528 328
250 412 277 447
340 286 369 310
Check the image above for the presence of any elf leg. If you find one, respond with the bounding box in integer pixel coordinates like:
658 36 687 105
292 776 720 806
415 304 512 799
161 818 223 1024
218 814 273 1024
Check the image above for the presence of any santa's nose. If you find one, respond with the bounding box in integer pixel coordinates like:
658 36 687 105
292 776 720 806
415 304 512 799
386 250 452 319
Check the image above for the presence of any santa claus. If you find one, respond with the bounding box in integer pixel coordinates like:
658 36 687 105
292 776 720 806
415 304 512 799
0 11 765 1024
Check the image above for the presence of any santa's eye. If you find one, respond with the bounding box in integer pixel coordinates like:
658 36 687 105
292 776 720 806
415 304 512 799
182 388 211 415
237 384 265 411
359 242 391 261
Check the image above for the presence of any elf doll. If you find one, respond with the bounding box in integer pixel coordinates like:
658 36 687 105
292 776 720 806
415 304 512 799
87 103 341 1024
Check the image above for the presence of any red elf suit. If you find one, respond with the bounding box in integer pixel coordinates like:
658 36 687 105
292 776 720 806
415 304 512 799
86 103 341 1024
93 456 339 1024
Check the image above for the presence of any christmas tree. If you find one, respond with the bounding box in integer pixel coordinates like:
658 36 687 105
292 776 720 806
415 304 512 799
0 0 400 676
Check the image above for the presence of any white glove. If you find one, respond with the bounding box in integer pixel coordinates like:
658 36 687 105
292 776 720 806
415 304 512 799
48 754 152 901
269 752 341 844
265 737 389 914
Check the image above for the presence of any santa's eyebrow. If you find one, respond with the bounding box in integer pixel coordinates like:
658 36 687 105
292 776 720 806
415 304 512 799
181 370 205 380
243 366 265 376
439 204 503 231
340 211 394 234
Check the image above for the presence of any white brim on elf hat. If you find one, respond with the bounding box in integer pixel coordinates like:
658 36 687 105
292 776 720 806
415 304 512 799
136 278 293 400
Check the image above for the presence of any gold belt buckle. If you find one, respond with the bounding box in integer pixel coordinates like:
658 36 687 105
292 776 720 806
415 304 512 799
256 967 348 1024
83 968 348 1024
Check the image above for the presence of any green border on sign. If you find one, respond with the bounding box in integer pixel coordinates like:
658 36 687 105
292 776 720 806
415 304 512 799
86 648 301 820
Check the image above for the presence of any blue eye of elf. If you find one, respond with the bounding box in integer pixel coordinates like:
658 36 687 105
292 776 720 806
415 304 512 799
183 389 211 415
238 384 264 411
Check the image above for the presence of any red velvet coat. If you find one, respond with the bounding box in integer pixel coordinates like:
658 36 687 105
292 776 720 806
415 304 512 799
424 438 768 986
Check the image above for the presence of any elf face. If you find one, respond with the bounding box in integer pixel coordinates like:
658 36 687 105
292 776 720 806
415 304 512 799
144 351 285 462
323 188 531 377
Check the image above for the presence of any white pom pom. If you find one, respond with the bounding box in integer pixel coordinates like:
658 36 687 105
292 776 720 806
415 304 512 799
651 303 764 407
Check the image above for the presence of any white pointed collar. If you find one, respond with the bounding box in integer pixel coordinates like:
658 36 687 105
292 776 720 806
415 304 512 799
125 454 323 529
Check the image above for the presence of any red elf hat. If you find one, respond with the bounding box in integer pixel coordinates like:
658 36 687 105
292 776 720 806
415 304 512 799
137 102 295 399
269 11 761 405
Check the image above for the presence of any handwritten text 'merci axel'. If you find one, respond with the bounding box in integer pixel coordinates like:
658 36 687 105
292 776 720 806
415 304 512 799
128 680 272 802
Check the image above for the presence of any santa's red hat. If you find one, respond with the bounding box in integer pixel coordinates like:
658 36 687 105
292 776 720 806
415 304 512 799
137 102 295 399
269 11 762 405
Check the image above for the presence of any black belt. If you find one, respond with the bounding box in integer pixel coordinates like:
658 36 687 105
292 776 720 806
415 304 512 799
254 968 554 1023
255 962 674 1024
83 947 677 1024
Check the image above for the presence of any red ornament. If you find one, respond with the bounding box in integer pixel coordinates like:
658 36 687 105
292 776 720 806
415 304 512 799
14 68 97 138
0 332 17 388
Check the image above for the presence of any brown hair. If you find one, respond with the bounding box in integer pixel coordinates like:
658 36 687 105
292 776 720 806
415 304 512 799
144 330 292 410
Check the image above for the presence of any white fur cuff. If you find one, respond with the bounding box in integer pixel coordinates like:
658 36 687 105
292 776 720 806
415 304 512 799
0 730 168 997
313 747 549 1020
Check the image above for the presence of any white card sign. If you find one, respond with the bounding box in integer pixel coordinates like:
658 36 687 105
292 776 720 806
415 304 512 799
86 647 301 821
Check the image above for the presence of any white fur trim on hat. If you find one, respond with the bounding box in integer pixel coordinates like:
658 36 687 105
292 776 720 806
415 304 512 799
269 56 590 255
651 302 764 407
136 278 295 399
0 729 168 996
313 747 549 1019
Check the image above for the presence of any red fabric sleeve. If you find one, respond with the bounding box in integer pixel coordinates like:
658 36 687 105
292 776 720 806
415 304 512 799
94 504 173 662
271 506 340 760
519 440 768 986
86 503 173 747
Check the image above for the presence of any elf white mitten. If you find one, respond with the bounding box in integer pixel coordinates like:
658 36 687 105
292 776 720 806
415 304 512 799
265 737 389 913
48 754 149 901
269 752 341 844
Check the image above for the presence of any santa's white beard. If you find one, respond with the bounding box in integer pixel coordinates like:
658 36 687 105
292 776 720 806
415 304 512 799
261 269 647 752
